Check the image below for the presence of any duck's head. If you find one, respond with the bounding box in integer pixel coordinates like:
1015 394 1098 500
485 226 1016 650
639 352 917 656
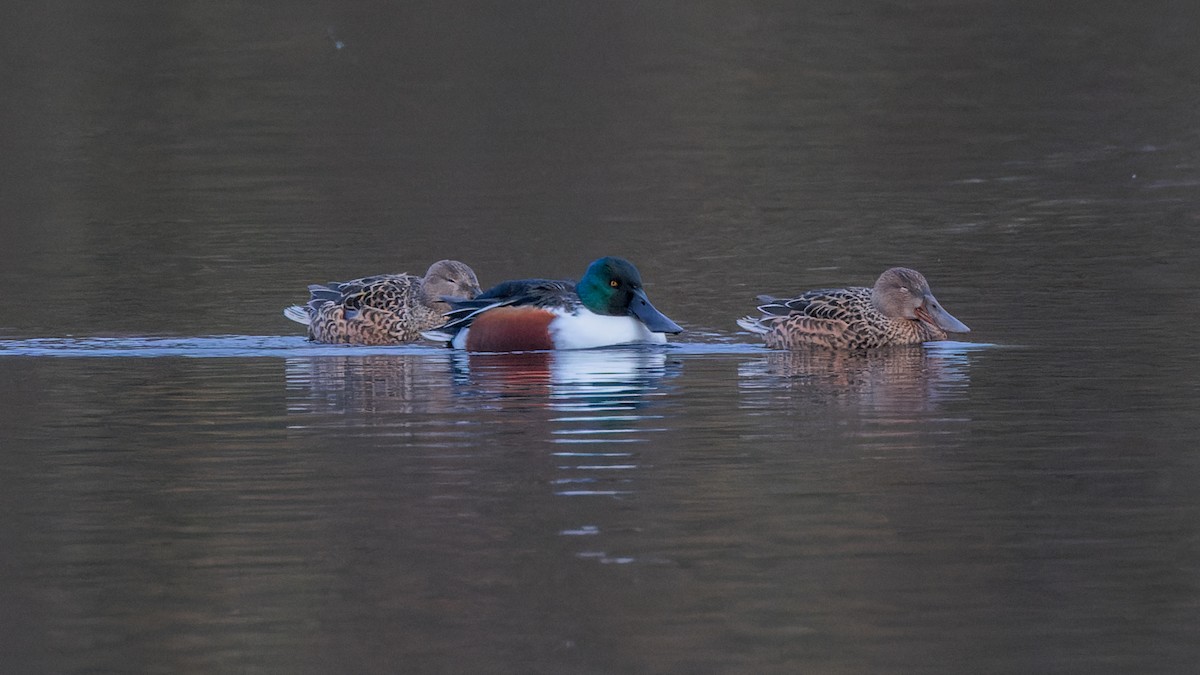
422 260 482 311
872 267 970 333
576 257 683 334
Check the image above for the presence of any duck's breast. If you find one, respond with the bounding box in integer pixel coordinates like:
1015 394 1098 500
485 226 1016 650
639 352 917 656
549 310 666 349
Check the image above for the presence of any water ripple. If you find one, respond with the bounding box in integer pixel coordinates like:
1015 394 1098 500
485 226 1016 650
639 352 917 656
0 334 768 358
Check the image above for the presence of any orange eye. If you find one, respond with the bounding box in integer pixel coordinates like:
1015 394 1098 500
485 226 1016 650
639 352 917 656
609 280 619 288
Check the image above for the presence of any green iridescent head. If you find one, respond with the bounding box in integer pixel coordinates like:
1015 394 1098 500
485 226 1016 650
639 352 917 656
575 257 683 334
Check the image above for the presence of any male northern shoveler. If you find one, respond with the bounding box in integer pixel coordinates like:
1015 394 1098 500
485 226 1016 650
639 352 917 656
423 256 683 351
737 267 970 350
283 260 481 345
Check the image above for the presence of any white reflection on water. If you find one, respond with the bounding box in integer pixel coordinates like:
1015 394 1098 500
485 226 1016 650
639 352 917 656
449 349 673 497
448 347 670 402
285 347 674 482
285 346 676 565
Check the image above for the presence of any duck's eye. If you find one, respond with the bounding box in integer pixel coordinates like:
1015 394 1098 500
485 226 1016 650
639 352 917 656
609 279 619 288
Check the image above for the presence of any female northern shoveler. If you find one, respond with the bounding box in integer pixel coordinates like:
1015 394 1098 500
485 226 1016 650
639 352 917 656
423 256 683 351
737 267 970 350
283 260 481 345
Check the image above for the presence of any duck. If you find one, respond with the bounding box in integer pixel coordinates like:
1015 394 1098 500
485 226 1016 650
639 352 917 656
737 267 970 350
423 256 683 351
283 260 481 345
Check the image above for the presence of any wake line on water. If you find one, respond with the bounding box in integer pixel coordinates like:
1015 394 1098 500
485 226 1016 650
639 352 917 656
0 335 994 359
0 335 760 358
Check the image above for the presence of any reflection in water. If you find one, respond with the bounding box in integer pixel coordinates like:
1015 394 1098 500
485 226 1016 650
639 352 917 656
450 349 673 565
451 349 671 504
738 342 979 451
739 342 974 411
285 351 479 452
285 348 675 563
286 348 672 424
450 348 671 412
285 351 459 416
4 0 1199 667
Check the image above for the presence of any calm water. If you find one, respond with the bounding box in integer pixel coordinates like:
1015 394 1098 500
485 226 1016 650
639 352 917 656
3 1 1200 673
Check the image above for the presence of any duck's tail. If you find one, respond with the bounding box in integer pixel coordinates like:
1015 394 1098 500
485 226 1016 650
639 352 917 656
283 305 311 325
736 316 769 334
420 329 454 343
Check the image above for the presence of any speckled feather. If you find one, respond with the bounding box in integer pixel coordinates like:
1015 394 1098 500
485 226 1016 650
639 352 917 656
285 260 481 345
741 286 947 350
306 274 448 344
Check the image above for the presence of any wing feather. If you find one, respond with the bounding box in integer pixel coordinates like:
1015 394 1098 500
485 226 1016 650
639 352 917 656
432 278 577 337
740 286 872 349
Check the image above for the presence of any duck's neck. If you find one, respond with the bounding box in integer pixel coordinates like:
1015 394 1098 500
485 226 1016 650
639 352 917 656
420 284 449 312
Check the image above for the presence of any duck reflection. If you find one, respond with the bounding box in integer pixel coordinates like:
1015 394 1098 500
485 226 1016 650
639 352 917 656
285 347 674 452
284 352 461 418
738 342 974 414
449 347 674 497
284 348 675 564
450 348 671 410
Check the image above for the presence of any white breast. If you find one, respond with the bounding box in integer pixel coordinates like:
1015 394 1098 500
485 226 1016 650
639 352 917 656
549 310 668 349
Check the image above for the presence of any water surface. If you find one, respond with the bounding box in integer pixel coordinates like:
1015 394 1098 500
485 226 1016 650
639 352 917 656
2 1 1199 673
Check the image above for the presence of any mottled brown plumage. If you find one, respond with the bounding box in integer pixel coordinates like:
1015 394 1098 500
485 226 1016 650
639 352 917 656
737 267 970 350
284 260 481 345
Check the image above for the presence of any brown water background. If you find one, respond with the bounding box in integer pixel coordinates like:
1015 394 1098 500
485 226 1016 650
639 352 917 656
2 2 1199 672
